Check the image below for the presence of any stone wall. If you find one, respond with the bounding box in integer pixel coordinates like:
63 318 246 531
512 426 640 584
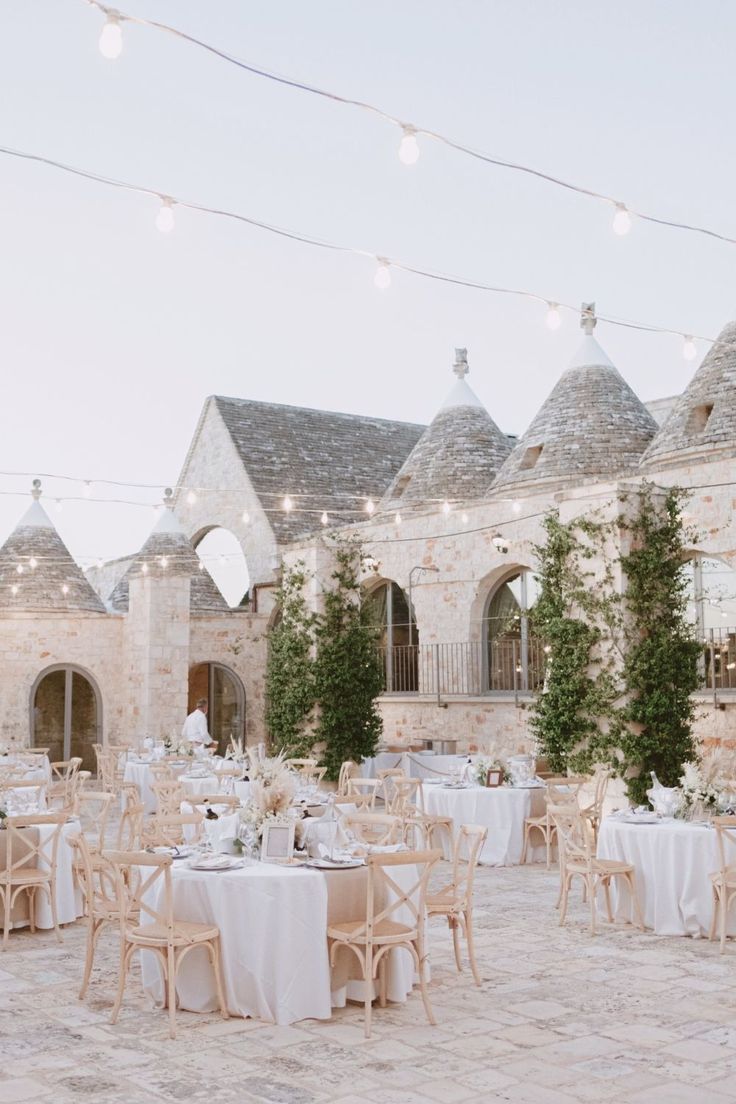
189 612 270 745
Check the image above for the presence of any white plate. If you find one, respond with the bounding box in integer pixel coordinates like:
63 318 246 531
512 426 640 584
189 855 243 871
151 846 194 859
617 814 661 825
442 783 469 789
305 857 365 870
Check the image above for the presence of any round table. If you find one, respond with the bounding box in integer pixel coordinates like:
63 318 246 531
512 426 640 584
597 816 727 936
123 760 219 814
140 859 418 1024
420 782 547 865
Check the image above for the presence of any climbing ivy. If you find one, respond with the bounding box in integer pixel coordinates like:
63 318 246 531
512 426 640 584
618 483 700 805
265 561 318 758
314 544 384 780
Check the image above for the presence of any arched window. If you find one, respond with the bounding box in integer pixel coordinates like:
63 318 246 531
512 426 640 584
193 527 249 607
188 663 246 756
363 580 418 693
482 570 543 692
681 554 736 689
30 665 102 772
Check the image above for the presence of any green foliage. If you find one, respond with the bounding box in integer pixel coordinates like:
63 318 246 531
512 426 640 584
314 545 384 780
265 562 317 758
529 512 622 774
619 483 700 805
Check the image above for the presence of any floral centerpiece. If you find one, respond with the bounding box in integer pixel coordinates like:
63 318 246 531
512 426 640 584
678 748 736 819
237 749 298 853
162 735 194 758
473 758 504 786
225 736 249 766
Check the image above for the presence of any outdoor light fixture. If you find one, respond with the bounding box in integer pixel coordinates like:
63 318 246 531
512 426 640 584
283 495 293 512
242 510 250 524
492 533 509 554
612 203 632 236
682 335 697 361
98 13 123 59
374 259 391 289
321 511 328 525
545 302 562 330
156 198 175 233
186 490 197 505
398 125 420 165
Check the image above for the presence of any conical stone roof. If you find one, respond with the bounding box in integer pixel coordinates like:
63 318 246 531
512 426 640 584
380 349 512 510
640 318 736 472
110 502 230 613
491 328 657 496
0 485 106 613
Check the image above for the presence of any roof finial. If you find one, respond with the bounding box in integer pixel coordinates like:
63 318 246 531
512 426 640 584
31 479 42 501
580 302 597 335
453 348 469 379
163 487 173 509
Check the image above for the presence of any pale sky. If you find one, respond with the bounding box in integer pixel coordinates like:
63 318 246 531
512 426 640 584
1 0 734 589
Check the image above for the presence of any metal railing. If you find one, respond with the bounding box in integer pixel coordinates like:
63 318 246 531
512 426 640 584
702 628 736 691
376 639 546 698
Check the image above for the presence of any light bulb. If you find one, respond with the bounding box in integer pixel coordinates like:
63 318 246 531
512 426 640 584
99 14 123 60
612 203 632 236
283 495 293 513
62 584 69 595
186 490 197 505
160 555 168 569
442 500 451 516
682 335 697 361
16 564 23 575
11 585 18 596
374 260 391 290
365 498 375 515
55 499 62 513
394 512 402 525
512 500 522 514
29 557 37 570
83 481 92 497
398 126 420 166
321 511 328 525
461 512 469 525
241 510 250 524
198 561 205 572
219 554 226 566
156 198 175 233
96 558 103 569
545 302 562 331
141 562 148 574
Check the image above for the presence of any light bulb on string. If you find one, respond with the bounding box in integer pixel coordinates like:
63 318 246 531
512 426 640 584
374 259 391 290
198 561 205 572
398 125 420 165
241 510 250 524
283 495 293 513
11 584 18 596
83 481 92 498
141 562 148 574
365 498 375 515
442 500 451 516
511 500 522 514
156 197 175 233
612 203 632 236
160 556 168 569
186 490 197 505
61 584 69 596
461 512 469 525
55 499 62 513
682 335 697 361
394 512 402 526
98 13 123 59
96 559 103 569
29 557 37 570
16 564 23 575
321 511 329 526
545 302 562 331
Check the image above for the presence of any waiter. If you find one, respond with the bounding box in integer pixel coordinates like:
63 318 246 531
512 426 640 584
182 698 213 747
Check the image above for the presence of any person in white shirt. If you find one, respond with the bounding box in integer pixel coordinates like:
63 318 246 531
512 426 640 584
181 698 213 747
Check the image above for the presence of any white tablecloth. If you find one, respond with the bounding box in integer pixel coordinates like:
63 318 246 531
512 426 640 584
123 761 219 814
140 860 418 1024
597 817 726 936
420 783 546 866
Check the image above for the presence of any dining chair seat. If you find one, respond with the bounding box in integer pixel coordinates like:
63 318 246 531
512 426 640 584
567 857 634 877
128 919 222 946
328 917 416 944
2 867 49 886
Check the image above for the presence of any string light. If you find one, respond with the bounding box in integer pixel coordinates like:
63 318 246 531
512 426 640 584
241 510 250 524
398 126 420 166
186 490 197 505
394 512 402 525
682 335 697 361
283 495 293 513
612 203 632 236
98 12 123 59
83 481 92 497
11 585 18 596
511 501 522 514
61 584 69 595
141 562 148 574
16 565 23 575
55 499 62 513
321 511 329 525
160 555 168 569
545 303 562 331
442 500 451 516
155 197 175 233
365 498 376 515
198 561 205 571
374 259 391 290
461 512 469 525
29 557 37 569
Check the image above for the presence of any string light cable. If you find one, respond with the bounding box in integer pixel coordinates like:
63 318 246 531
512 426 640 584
0 144 727 361
82 0 736 250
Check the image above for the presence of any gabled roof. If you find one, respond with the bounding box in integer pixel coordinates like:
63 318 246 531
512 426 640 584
213 396 424 541
640 318 736 472
110 506 229 613
0 490 106 614
491 332 658 495
380 350 512 509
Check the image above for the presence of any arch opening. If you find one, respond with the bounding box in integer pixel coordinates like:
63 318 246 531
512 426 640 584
188 662 246 756
363 579 418 693
30 664 102 772
482 568 544 692
194 527 249 608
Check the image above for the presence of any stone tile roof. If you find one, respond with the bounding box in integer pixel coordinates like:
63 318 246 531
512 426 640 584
0 498 106 614
214 396 425 541
110 509 230 613
491 335 658 495
380 352 512 509
640 319 736 472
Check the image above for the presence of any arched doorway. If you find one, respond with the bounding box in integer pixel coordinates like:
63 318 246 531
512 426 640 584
362 579 418 692
30 665 102 772
188 663 245 755
482 569 543 692
193 527 249 607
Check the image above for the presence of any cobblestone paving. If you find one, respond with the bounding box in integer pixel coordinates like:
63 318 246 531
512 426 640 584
3 861 736 1104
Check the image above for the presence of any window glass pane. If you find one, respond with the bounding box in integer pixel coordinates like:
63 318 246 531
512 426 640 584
33 670 66 762
70 672 97 773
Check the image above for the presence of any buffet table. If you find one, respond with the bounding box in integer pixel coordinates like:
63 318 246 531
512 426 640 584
420 782 547 866
140 859 419 1024
597 816 727 937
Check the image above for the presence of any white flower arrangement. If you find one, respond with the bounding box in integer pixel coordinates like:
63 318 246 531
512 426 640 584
163 736 194 758
474 758 503 786
238 749 298 840
225 736 248 764
679 748 736 811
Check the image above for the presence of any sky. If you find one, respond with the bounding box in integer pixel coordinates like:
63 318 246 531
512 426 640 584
1 0 735 596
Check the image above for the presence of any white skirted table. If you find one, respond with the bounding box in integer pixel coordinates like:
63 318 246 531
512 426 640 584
140 859 419 1024
597 816 728 937
1 818 83 929
420 782 547 865
123 760 219 814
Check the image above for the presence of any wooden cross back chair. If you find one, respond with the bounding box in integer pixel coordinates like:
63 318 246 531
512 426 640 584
68 832 128 998
710 816 736 953
337 760 360 796
427 823 488 985
346 777 381 810
141 812 205 849
103 849 229 1038
327 848 441 1037
150 780 185 816
342 812 402 847
0 812 65 948
48 757 83 810
521 775 588 868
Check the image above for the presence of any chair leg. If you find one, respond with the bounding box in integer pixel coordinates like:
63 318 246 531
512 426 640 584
465 910 481 987
49 878 62 943
208 938 230 1020
416 938 436 1027
363 944 374 1039
720 890 728 955
603 878 614 924
559 873 571 926
546 822 552 870
79 918 97 999
167 945 177 1039
521 823 529 865
110 941 132 1025
588 876 597 935
626 873 645 931
378 956 387 1008
709 888 718 942
2 887 10 950
450 917 463 973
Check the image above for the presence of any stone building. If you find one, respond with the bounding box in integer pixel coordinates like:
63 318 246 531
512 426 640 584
4 306 736 761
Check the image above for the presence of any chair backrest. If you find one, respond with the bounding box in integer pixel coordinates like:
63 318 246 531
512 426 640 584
436 823 488 910
68 831 119 920
386 777 422 816
148 763 174 783
337 760 359 796
74 790 115 850
343 812 401 846
354 850 441 944
1 812 65 884
141 811 204 848
0 779 48 814
346 778 380 810
104 849 175 937
150 780 184 815
116 800 144 850
284 758 317 775
545 777 587 808
189 794 241 812
590 766 611 813
95 748 118 792
713 815 736 874
120 782 140 810
549 805 593 867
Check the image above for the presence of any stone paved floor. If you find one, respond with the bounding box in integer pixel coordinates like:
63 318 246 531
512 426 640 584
3 860 736 1104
